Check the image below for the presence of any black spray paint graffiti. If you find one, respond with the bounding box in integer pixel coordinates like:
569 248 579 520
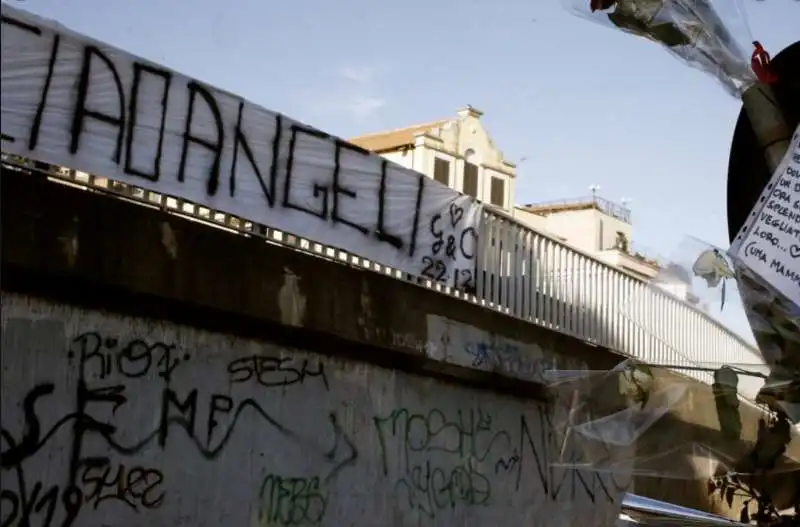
421 202 478 290
0 14 479 278
515 410 629 506
373 406 628 520
80 463 165 512
69 331 189 383
0 331 356 527
0 383 167 527
0 446 83 527
228 355 329 391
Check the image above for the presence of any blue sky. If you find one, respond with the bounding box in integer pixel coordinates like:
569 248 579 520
8 0 799 347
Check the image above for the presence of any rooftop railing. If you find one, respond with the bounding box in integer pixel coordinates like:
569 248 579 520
520 195 633 224
2 157 765 399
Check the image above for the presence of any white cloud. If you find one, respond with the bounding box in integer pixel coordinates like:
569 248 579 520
336 65 387 121
302 65 388 124
340 93 386 121
338 66 376 85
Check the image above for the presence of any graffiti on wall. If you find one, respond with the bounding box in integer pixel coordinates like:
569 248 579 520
425 314 586 384
1 295 628 526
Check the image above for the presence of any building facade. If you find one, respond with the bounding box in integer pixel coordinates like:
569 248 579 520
351 106 697 305
349 106 517 212
516 198 699 308
515 197 659 278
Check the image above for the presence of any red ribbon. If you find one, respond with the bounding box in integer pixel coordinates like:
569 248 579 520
751 41 778 84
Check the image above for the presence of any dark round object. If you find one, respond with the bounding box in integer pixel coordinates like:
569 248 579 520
727 40 800 243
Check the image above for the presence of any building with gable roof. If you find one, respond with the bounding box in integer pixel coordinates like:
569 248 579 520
350 106 698 301
349 105 517 212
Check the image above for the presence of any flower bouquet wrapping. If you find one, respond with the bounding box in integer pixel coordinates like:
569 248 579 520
564 2 799 519
568 0 771 94
567 0 798 412
541 357 797 483
566 0 792 170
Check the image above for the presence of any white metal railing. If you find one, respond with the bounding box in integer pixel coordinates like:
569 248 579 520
3 158 764 397
477 209 765 398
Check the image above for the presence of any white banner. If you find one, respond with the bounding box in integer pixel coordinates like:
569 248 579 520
0 4 482 290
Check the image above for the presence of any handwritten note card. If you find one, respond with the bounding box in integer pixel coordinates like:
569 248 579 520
730 124 800 306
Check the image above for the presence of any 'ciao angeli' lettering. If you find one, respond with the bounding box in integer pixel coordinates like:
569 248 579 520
0 4 481 287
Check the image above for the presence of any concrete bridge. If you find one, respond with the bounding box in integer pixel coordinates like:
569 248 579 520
2 162 798 526
1 3 796 523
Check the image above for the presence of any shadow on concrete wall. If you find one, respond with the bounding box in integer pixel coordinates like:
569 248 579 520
4 158 792 520
476 265 800 518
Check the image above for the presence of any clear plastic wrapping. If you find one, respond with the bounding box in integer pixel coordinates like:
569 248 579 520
542 359 799 482
659 236 739 312
619 235 797 410
735 261 800 423
563 0 762 96
619 237 759 373
546 235 800 522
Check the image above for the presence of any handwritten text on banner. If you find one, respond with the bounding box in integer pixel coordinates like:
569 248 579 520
0 4 481 289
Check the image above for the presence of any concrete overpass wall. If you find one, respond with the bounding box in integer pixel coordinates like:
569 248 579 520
3 293 615 527
0 169 630 526
1 168 795 525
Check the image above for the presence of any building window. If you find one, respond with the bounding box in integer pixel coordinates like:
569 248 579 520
598 219 604 251
433 158 450 186
490 176 505 207
614 231 629 252
463 162 478 197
